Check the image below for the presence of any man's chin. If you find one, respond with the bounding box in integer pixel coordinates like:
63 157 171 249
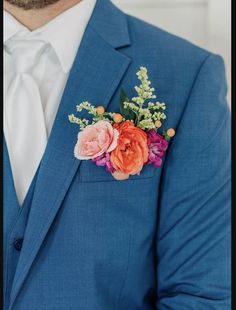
4 0 62 10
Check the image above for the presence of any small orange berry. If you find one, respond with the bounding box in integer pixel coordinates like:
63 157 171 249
155 120 162 128
167 128 175 138
97 106 105 115
113 113 123 123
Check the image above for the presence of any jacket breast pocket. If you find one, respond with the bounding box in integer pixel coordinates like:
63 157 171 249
77 160 155 183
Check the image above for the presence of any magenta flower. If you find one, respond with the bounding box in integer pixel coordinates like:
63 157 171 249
147 129 168 168
92 152 116 173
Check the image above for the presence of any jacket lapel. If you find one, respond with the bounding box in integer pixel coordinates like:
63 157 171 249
9 0 131 306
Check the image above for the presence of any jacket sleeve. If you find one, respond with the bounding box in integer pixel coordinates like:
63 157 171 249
156 54 231 309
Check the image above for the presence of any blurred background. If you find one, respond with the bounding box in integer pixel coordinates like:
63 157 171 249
112 0 231 104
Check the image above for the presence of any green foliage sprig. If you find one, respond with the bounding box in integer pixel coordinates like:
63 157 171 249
69 67 168 132
120 67 167 131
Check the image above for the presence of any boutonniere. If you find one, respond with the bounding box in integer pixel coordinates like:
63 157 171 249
68 67 175 180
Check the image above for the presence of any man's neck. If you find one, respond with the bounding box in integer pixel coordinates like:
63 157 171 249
4 0 82 31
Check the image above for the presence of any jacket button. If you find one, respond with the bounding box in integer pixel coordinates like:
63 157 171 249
14 238 23 251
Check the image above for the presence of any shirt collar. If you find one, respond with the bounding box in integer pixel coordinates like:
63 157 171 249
4 0 97 73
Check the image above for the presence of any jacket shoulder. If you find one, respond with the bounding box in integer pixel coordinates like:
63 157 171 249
126 14 211 64
122 14 224 129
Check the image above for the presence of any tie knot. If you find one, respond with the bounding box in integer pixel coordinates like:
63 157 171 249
6 38 48 74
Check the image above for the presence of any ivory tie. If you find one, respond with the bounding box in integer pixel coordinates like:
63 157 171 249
4 38 48 205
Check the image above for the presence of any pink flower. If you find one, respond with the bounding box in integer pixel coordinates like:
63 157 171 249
74 121 119 160
92 153 115 173
147 129 168 168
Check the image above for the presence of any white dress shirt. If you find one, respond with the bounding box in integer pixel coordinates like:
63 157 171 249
4 0 97 204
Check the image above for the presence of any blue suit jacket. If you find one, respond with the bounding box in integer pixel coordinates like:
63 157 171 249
4 0 231 309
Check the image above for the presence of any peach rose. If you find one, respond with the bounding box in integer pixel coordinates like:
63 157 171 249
110 121 148 175
74 120 119 160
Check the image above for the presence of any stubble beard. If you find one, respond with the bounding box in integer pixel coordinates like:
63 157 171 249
5 0 62 10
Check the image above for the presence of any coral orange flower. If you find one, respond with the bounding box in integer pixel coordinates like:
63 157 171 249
110 121 148 175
